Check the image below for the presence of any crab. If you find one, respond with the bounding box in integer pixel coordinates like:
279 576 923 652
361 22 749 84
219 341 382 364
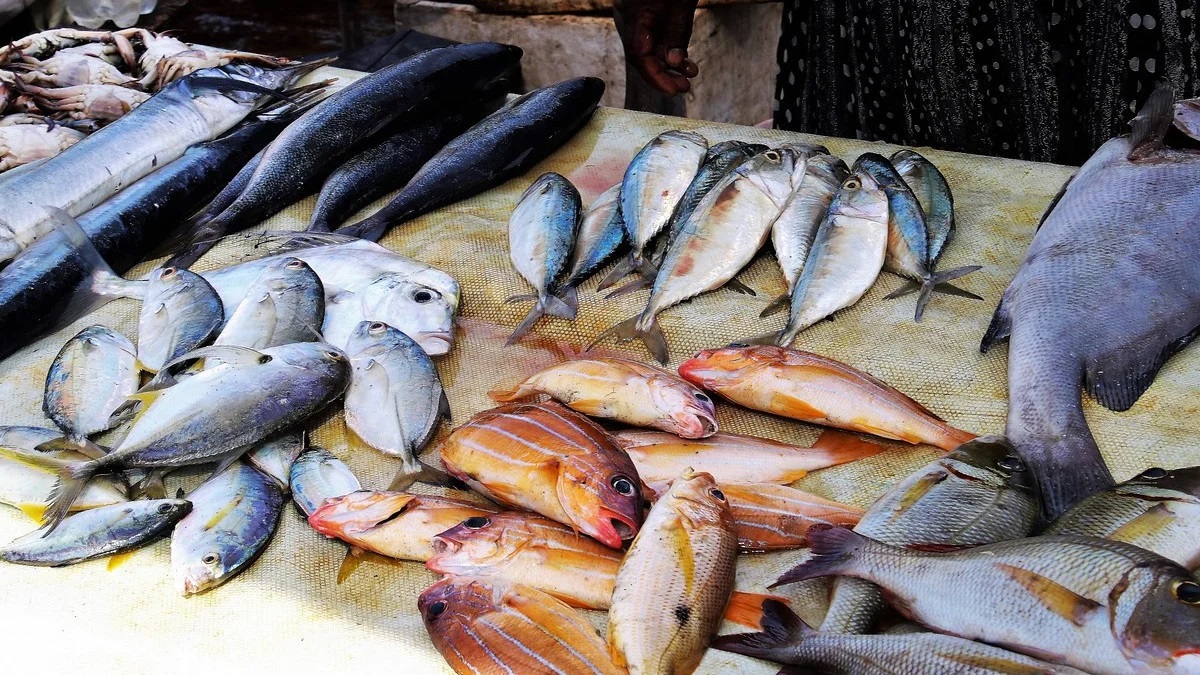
15 48 140 88
133 30 293 90
0 28 139 66
23 82 150 121
0 121 85 171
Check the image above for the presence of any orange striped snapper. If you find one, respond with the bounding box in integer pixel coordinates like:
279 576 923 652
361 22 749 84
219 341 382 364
488 357 717 438
613 428 884 485
419 575 624 675
719 482 864 552
438 400 643 548
427 510 787 629
679 345 975 451
609 471 737 674
306 490 495 562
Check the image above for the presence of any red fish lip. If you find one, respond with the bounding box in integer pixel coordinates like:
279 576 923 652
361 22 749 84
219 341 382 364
587 508 639 548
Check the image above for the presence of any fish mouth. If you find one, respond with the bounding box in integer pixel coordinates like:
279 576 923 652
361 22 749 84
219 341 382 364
429 536 459 556
591 508 639 547
417 331 454 355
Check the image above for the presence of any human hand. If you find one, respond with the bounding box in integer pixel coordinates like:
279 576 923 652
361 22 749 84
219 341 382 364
613 0 700 96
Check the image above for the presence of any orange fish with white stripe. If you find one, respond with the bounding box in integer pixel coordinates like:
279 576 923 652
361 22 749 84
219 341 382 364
488 357 718 438
426 510 781 628
306 491 495 561
612 428 884 485
437 400 643 548
678 345 976 451
419 575 624 675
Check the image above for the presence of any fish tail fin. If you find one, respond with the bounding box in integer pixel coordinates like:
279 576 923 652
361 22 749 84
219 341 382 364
912 266 982 322
588 312 669 363
543 290 577 320
506 300 547 346
35 436 108 460
40 207 141 329
165 212 235 269
43 459 101 535
810 430 888 465
487 381 536 402
711 599 812 656
604 276 650 299
1129 82 1175 161
388 459 453 492
724 278 757 296
1015 432 1115 523
596 255 636 291
883 280 921 300
723 591 793 630
771 525 870 588
334 213 389 242
758 294 790 318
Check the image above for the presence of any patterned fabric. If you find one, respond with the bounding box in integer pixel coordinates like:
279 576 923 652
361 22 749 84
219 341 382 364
774 0 1200 163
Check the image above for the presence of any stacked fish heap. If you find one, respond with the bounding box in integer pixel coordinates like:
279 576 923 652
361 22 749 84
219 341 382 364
502 130 981 363
0 27 294 172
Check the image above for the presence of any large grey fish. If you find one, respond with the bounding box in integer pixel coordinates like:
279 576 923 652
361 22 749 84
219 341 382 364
599 130 707 289
0 62 320 263
41 341 350 531
1046 465 1200 569
777 527 1200 674
244 431 305 492
289 446 360 518
213 256 324 348
171 461 284 595
761 153 848 317
714 600 1087 674
0 426 126 521
166 43 523 267
819 436 1040 634
136 265 224 373
768 168 888 347
505 172 581 344
594 148 804 363
981 86 1200 520
344 320 448 487
560 183 626 291
43 325 138 445
1 498 190 567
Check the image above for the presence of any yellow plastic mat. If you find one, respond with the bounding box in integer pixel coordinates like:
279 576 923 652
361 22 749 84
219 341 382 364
1 68 1196 673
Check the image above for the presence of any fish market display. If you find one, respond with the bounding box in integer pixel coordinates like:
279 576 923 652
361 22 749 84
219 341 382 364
437 400 643 549
1 499 190 567
1046 465 1200 569
0 121 84 170
679 345 975 450
888 148 974 300
488 357 717 438
244 432 305 491
343 321 448 484
171 462 284 595
42 324 138 445
214 257 324 349
336 76 605 242
420 576 623 675
609 471 737 675
0 426 127 521
819 436 1040 634
308 491 494 561
613 429 883 485
289 447 361 518
776 526 1200 674
715 600 1087 675
43 341 350 530
560 183 626 290
0 60 319 263
718 482 864 552
167 43 522 267
136 266 224 372
983 86 1200 519
594 147 805 363
504 171 582 343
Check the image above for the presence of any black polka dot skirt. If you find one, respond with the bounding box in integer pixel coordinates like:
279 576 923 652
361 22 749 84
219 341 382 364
774 0 1200 164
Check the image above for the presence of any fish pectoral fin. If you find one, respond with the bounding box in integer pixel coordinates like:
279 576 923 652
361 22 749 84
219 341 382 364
1109 502 1178 541
997 563 1101 627
723 278 757 296
487 381 536 402
980 290 1013 353
766 392 826 421
1128 83 1175 161
563 398 606 415
1085 322 1200 412
891 470 949 516
106 550 136 571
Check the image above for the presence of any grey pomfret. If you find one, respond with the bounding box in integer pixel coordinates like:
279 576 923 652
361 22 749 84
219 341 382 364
136 265 224 373
43 324 138 444
214 256 324 348
2 498 190 566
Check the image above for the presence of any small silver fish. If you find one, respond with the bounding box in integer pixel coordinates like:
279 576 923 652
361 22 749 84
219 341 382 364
505 172 582 344
43 324 138 444
214 256 324 348
2 498 190 567
244 431 305 492
136 265 223 372
171 462 284 595
0 426 126 522
289 446 361 517
561 183 625 290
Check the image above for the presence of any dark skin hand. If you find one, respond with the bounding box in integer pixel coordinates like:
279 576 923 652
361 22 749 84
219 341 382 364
613 0 700 96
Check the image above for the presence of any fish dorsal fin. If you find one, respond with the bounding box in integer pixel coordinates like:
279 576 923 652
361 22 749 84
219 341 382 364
1128 83 1175 161
997 563 1101 626
1085 321 1200 412
238 230 361 258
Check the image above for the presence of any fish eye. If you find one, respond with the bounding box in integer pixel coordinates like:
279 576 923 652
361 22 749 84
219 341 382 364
324 350 344 361
611 476 635 496
843 177 862 190
693 392 710 403
1173 580 1200 605
369 321 388 333
764 150 781 162
257 355 273 364
709 488 726 501
998 455 1025 472
412 289 437 304
161 267 176 277
727 343 749 348
285 260 304 270
464 516 491 529
156 502 174 513
1140 467 1168 480
202 552 220 566
427 600 447 619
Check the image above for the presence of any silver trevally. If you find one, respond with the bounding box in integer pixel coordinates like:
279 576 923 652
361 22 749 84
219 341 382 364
289 446 361 517
43 324 138 445
214 256 324 348
244 431 305 492
136 265 224 373
504 172 581 344
2 498 190 567
0 426 126 522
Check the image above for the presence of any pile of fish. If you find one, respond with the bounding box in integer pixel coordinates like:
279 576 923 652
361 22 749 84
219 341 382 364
0 28 292 171
502 131 980 362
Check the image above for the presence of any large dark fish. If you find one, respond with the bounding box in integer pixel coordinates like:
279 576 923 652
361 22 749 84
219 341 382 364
168 42 523 267
982 86 1200 520
0 109 298 362
335 76 606 242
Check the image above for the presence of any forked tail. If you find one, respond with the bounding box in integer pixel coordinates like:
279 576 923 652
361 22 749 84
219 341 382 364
711 599 811 658
43 458 102 535
588 312 668 364
912 265 983 322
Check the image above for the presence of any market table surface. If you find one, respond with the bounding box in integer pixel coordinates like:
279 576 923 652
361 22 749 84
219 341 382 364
0 67 1195 673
